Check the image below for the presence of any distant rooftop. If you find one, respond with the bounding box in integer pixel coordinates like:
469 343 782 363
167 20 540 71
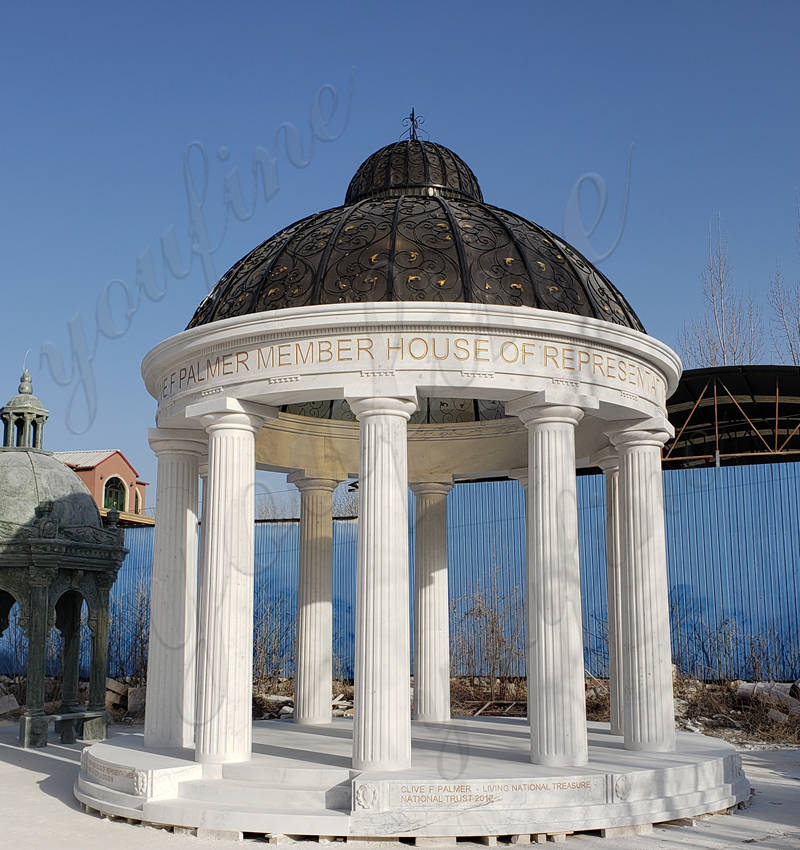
53 449 147 482
53 449 119 467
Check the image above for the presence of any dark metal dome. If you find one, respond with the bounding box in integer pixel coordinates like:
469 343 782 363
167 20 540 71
188 137 644 333
186 137 648 424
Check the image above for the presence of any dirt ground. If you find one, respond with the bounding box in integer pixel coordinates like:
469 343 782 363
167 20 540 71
248 675 800 750
447 676 800 749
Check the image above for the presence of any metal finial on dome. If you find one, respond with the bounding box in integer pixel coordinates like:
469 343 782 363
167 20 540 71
402 108 424 141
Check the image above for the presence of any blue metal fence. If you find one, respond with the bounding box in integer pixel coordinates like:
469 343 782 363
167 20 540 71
1 462 798 680
663 464 800 680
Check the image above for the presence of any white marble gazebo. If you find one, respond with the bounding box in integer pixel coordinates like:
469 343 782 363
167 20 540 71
75 135 748 840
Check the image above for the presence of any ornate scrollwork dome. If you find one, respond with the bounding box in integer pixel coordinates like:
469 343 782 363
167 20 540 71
187 139 644 333
186 137 645 423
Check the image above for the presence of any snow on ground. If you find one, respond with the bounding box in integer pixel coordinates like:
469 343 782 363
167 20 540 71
0 721 798 849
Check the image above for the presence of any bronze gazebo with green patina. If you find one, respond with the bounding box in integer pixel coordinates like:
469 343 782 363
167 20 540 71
0 370 127 747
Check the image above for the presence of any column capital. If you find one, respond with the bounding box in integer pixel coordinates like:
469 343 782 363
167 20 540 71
185 396 276 430
507 388 598 425
510 402 584 429
409 481 452 497
287 472 340 493
202 410 265 435
592 445 619 473
609 419 673 450
347 396 417 421
28 567 57 589
148 427 207 455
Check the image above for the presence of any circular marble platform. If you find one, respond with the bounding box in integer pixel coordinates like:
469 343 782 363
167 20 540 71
74 718 750 841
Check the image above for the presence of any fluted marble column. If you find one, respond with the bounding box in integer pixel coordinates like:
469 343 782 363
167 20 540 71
410 481 452 723
198 461 208 581
516 403 588 767
195 411 262 764
144 430 205 750
288 474 338 725
349 397 417 771
596 449 623 736
196 461 208 731
611 426 675 752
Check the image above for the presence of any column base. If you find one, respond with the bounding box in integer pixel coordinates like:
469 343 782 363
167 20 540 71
19 714 48 748
295 716 333 726
81 714 108 742
414 715 451 725
532 751 589 768
195 749 252 765
624 737 676 753
353 756 413 772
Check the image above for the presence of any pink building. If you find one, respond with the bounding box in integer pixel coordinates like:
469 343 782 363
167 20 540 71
53 450 152 526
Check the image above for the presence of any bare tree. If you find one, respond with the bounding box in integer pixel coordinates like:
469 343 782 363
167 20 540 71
679 217 763 367
254 486 299 520
769 268 800 365
332 482 358 518
449 556 525 701
768 204 800 365
253 595 294 684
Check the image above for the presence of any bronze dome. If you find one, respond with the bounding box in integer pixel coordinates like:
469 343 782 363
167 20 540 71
187 139 644 334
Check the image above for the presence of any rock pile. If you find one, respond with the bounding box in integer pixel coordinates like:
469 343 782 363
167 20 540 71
252 691 355 720
104 677 146 721
0 678 19 716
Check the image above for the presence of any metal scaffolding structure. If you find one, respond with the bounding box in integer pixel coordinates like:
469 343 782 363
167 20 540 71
664 365 800 468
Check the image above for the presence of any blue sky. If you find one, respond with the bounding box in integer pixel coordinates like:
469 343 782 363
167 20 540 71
1 0 798 492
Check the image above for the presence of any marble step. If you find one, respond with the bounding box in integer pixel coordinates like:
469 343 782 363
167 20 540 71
222 762 353 786
74 775 145 820
178 777 351 810
143 797 350 834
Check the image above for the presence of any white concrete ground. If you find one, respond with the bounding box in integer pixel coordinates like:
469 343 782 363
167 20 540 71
0 720 798 849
